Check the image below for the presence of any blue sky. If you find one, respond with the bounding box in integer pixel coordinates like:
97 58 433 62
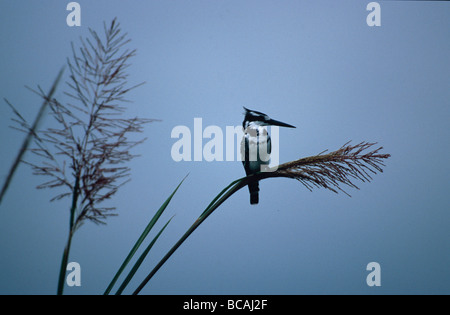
0 0 449 294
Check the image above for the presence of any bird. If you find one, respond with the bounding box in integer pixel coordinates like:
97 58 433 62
240 107 295 205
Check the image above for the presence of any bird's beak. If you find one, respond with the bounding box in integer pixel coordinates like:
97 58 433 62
267 118 296 128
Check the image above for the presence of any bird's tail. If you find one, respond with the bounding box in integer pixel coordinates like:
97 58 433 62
248 181 259 205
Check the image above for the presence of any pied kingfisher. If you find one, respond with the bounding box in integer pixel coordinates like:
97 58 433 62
240 107 295 205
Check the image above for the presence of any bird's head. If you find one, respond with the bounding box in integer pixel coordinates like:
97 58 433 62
242 107 296 129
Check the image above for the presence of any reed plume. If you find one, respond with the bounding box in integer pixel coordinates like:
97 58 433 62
260 141 390 195
6 18 152 294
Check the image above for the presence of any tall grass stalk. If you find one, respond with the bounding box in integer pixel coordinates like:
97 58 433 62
104 176 187 295
7 18 152 295
0 68 64 206
114 216 174 295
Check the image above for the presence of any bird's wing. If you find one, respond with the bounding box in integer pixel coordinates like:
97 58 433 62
241 134 251 175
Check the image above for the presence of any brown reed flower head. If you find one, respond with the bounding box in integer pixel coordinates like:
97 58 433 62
250 141 391 196
11 18 154 229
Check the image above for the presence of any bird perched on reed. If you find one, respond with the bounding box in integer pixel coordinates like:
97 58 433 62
241 107 295 204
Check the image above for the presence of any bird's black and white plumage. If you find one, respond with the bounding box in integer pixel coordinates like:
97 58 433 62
240 107 295 205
